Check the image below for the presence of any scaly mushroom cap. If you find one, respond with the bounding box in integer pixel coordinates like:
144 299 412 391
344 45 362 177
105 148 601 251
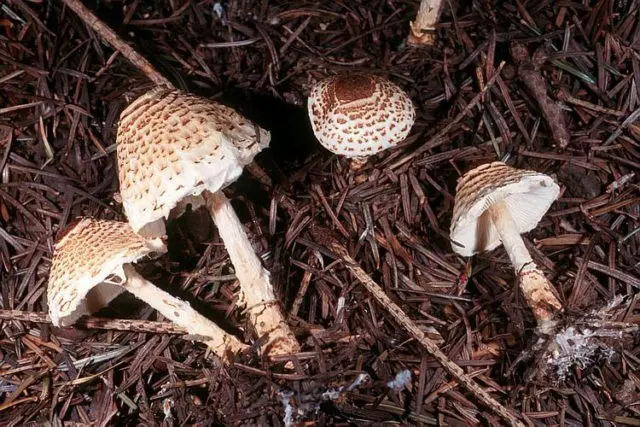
116 87 271 233
47 218 166 327
450 161 560 257
307 73 415 157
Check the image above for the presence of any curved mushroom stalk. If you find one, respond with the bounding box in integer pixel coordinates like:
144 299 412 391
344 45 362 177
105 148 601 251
205 191 300 357
47 218 248 363
408 0 444 46
122 265 248 359
487 202 563 323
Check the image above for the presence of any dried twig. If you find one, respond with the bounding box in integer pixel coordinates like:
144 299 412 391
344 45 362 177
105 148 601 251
510 42 570 148
309 225 526 427
61 0 173 88
0 309 188 334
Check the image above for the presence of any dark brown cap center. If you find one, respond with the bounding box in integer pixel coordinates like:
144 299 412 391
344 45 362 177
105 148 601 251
332 74 376 103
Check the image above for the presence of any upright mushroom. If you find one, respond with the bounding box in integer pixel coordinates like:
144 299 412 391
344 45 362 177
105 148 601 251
47 218 247 362
449 161 563 326
116 87 300 357
408 0 444 46
307 73 415 172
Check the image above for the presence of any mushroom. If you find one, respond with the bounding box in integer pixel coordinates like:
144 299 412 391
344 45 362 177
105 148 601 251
116 87 300 357
449 161 563 325
307 73 415 172
47 217 247 362
408 0 444 46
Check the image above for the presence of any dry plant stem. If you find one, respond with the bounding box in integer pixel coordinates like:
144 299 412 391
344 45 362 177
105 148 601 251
408 0 444 46
123 265 248 361
487 202 563 322
61 0 173 88
0 309 188 334
510 43 570 148
205 191 300 357
319 232 526 427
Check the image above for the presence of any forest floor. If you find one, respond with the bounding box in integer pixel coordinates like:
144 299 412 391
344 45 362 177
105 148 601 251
0 0 639 425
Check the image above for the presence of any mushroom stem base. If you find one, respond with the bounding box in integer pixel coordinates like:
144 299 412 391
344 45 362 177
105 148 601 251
205 191 300 358
487 202 563 322
349 156 368 172
408 0 443 46
518 266 563 324
123 265 248 362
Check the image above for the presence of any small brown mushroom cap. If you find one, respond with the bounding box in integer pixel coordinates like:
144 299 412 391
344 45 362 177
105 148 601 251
450 161 560 257
47 218 166 327
307 73 415 158
116 87 270 234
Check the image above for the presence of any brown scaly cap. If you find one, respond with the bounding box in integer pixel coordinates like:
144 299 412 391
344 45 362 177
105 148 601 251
116 87 270 233
450 161 560 257
307 73 415 158
47 218 166 327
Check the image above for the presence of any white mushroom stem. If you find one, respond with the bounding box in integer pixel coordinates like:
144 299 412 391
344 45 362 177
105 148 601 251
487 202 533 272
349 156 369 171
487 201 563 323
349 157 371 184
203 191 300 357
122 264 248 362
408 0 444 46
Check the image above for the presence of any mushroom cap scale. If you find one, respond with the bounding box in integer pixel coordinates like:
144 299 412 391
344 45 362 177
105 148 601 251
116 87 270 234
307 73 415 157
450 161 560 257
47 218 166 327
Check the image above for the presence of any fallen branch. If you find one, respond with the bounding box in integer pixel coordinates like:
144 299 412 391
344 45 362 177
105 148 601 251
510 42 570 149
61 0 173 88
0 309 188 335
308 225 526 427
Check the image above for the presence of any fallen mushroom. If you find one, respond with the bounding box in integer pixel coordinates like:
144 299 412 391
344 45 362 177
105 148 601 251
449 161 563 326
47 217 248 362
116 87 300 357
408 0 444 46
307 73 415 172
